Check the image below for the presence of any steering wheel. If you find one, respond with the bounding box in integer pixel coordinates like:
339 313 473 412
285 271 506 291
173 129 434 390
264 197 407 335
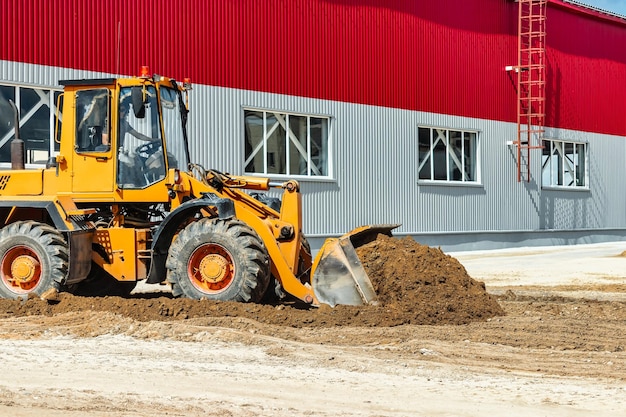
135 140 162 165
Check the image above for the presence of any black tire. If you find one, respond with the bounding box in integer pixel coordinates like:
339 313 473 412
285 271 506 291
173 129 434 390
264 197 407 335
0 221 68 299
166 218 270 302
69 262 137 297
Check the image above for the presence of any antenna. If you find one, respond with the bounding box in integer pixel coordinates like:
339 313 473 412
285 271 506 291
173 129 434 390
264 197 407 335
116 21 121 75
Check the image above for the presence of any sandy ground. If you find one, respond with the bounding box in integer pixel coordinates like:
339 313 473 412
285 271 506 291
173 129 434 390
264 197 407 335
452 241 626 287
1 242 626 416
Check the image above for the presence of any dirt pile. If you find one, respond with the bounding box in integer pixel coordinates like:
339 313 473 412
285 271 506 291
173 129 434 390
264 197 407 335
357 234 504 324
0 235 503 327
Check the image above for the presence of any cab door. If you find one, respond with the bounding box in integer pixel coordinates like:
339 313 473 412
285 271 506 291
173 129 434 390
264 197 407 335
71 89 115 193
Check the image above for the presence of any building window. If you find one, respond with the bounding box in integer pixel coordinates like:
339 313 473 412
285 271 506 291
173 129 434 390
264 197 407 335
418 126 479 182
0 83 61 165
541 139 587 188
244 109 331 177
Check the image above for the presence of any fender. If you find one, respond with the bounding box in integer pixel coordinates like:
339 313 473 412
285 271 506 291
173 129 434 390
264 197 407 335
0 201 68 231
0 201 93 285
146 193 235 284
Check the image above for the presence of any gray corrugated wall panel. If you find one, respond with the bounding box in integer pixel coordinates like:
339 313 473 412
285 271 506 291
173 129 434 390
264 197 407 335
192 84 568 236
191 84 626 237
3 59 626 243
0 61 114 87
542 126 626 229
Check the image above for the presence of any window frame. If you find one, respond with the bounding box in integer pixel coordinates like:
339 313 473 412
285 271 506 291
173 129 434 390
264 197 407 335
417 125 481 185
243 107 333 180
0 81 62 166
541 138 589 190
75 88 110 154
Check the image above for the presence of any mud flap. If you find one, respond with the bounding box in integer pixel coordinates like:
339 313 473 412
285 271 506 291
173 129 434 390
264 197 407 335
312 224 400 307
66 229 94 285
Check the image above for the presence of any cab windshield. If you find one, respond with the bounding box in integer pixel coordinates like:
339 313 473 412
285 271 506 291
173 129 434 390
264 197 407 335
115 84 189 189
159 86 190 172
116 86 165 188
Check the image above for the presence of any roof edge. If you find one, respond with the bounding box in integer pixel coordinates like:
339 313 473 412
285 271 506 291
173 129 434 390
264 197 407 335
550 0 626 25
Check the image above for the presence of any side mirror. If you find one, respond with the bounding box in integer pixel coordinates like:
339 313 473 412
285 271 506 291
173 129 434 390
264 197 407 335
131 87 146 119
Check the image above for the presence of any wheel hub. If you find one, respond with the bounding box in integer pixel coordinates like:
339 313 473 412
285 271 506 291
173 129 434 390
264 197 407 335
198 254 230 284
11 255 40 284
188 243 235 293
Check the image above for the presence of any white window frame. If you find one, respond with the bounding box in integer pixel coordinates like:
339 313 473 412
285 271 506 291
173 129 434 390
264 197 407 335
418 126 481 184
0 82 62 167
541 138 589 190
243 108 333 179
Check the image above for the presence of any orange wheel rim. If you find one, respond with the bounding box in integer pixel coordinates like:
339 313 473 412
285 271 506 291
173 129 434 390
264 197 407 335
187 243 235 294
1 246 42 294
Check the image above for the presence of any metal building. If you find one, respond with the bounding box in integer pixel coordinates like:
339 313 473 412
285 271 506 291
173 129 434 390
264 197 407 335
1 0 626 251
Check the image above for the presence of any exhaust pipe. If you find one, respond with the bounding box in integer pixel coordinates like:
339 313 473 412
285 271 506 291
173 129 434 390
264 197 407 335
8 100 25 170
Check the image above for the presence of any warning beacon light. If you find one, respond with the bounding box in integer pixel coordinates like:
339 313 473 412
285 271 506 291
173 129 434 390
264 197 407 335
139 66 150 78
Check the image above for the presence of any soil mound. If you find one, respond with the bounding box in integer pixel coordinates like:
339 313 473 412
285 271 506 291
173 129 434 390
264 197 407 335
0 235 503 327
357 234 504 324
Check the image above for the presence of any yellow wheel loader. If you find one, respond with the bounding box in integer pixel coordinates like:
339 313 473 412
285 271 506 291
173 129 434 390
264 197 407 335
0 68 397 306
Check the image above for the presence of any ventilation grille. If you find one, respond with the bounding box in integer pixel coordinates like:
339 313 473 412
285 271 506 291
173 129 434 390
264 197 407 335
68 214 95 231
0 175 10 191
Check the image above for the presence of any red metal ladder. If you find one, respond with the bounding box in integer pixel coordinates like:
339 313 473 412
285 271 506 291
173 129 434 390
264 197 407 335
512 0 547 182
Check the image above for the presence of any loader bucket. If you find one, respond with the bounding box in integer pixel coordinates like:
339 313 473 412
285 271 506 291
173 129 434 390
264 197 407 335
312 224 400 307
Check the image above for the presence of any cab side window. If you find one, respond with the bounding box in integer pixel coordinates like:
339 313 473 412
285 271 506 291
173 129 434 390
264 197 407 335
75 89 110 153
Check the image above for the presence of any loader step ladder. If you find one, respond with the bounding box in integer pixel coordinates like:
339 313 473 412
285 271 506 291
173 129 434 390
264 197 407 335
510 0 547 182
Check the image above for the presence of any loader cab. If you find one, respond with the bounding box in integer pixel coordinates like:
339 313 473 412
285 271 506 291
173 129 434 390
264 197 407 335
61 74 190 195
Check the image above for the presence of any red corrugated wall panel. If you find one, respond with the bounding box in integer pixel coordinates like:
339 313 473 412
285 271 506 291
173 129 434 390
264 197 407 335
1 0 626 135
546 2 626 135
0 0 518 121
